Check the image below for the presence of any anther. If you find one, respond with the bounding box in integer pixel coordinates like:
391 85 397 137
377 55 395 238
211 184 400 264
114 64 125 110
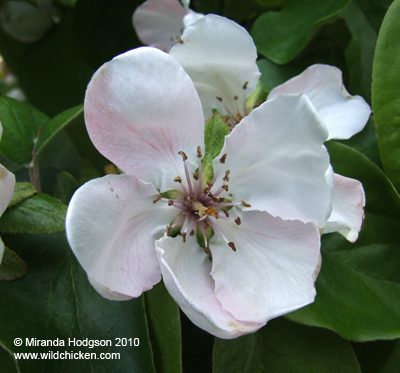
234 217 241 225
219 198 225 203
203 187 211 194
197 146 202 158
168 200 174 206
153 195 162 204
243 81 249 90
223 170 230 181
228 242 237 252
188 193 197 201
166 226 171 236
185 200 193 207
204 247 211 254
177 38 184 44
178 151 188 161
234 95 238 100
181 232 187 243
206 181 213 188
212 197 220 203
241 200 251 208
222 209 229 217
204 221 210 229
219 153 227 164
181 211 189 217
174 176 182 183
189 229 195 237
216 96 223 102
193 173 199 180
222 184 229 192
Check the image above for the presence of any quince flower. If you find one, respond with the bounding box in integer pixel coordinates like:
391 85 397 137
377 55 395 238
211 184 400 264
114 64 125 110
0 0 58 43
133 0 203 52
170 15 367 242
66 47 334 338
0 124 16 264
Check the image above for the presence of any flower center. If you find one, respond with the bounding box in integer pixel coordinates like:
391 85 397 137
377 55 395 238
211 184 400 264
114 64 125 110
153 146 251 254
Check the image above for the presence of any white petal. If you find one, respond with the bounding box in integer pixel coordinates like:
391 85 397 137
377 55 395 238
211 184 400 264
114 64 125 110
170 14 260 120
0 165 16 217
183 10 204 28
66 174 178 298
132 0 186 52
268 64 371 140
321 173 365 242
210 210 321 324
84 47 205 192
88 276 133 301
156 236 264 338
215 94 332 225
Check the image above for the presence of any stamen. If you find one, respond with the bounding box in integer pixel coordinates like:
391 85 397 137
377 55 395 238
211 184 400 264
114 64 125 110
219 153 227 164
181 232 187 243
241 200 251 208
166 226 171 236
190 229 195 237
193 172 199 180
178 151 188 161
197 146 202 158
216 96 223 102
234 95 238 100
174 176 182 183
188 193 197 201
206 181 213 188
204 247 211 254
223 170 230 182
235 217 241 225
200 221 209 248
222 185 229 192
222 209 229 217
168 200 174 206
177 38 184 44
228 242 237 252
153 195 162 204
243 81 249 90
197 157 203 195
206 218 230 245
185 200 193 207
171 212 188 229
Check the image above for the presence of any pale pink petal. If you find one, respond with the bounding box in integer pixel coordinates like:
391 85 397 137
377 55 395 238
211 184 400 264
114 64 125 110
156 236 264 339
210 210 321 324
268 64 371 140
170 15 260 120
215 94 332 225
321 173 365 242
0 164 16 217
84 47 204 192
133 0 186 52
66 174 178 298
0 238 4 264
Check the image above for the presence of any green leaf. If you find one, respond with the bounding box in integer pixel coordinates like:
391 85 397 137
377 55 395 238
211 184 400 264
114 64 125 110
341 1 377 103
202 114 230 182
0 194 67 234
0 232 156 372
372 0 400 191
8 182 37 208
223 0 284 22
0 0 37 5
213 333 262 373
251 0 351 64
145 281 182 373
287 142 400 341
0 247 27 281
0 346 16 373
355 0 394 32
213 318 360 372
53 172 79 205
35 105 83 158
0 96 49 166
